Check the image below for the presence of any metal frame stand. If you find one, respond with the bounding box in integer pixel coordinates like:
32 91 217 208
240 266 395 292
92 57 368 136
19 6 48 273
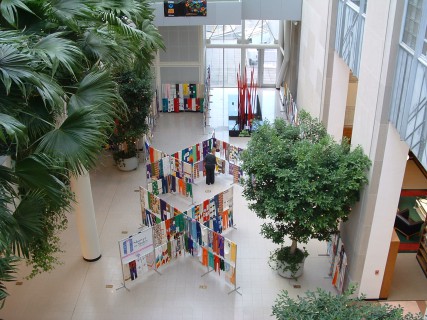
116 241 130 292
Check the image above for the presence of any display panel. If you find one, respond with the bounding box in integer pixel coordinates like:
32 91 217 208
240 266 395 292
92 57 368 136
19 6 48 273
164 0 207 17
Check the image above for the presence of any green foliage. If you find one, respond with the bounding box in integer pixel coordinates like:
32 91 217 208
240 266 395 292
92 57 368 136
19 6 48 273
238 129 250 137
272 286 423 320
110 70 153 162
269 246 308 279
241 111 371 273
0 0 164 308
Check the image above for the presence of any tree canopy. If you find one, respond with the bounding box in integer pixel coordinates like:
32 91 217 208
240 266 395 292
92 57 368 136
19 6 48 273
272 286 423 320
241 112 371 249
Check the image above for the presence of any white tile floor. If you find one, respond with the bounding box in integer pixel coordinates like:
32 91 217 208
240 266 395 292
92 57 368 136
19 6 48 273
1 88 426 319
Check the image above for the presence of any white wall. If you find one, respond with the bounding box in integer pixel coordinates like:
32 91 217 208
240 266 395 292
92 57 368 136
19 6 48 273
152 0 302 27
297 0 332 118
153 1 242 26
344 82 357 126
327 52 349 141
340 0 406 299
358 125 408 298
157 26 204 84
243 0 302 20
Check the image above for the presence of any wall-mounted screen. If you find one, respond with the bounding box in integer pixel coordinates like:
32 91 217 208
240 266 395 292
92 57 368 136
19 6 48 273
164 0 207 17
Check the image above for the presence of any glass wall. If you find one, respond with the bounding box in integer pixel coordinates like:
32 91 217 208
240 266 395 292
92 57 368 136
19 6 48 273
335 0 367 77
390 0 427 167
206 48 241 87
263 49 277 86
206 20 279 88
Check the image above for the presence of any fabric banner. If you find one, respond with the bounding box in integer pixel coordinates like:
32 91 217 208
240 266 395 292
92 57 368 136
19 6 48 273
183 216 237 286
119 228 154 264
141 185 234 233
160 83 205 112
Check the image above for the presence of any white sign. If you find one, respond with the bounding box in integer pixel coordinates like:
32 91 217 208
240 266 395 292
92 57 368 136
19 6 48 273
120 228 153 264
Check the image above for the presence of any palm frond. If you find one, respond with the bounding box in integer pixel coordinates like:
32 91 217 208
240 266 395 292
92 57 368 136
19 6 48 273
13 193 45 238
68 69 121 115
100 12 144 41
0 191 46 259
0 113 27 145
0 0 34 27
94 0 149 21
47 0 91 23
0 44 64 107
14 155 69 208
17 99 55 144
30 72 65 109
30 33 84 77
36 107 110 174
0 30 29 45
0 85 26 113
0 165 17 197
0 44 33 95
0 255 19 309
139 20 165 51
80 28 124 65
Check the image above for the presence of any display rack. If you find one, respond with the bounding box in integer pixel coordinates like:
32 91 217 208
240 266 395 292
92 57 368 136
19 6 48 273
416 225 427 277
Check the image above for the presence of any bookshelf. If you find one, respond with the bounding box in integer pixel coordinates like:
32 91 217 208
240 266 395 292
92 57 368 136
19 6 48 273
416 198 427 277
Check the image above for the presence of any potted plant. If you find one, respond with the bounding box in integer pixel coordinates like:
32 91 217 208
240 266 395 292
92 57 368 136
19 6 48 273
241 111 371 279
272 285 423 319
111 70 153 171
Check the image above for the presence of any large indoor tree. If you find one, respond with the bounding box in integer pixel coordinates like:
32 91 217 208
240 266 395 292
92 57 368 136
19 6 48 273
0 0 163 307
241 111 371 277
272 286 423 320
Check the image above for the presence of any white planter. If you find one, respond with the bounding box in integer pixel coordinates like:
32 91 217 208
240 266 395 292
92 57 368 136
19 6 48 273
277 258 305 279
117 157 138 171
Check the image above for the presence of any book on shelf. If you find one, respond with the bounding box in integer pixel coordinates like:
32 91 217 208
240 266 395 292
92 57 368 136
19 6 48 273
415 198 427 220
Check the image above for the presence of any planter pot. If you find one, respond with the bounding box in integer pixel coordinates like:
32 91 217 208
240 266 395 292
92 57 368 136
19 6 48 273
277 258 306 279
117 157 138 171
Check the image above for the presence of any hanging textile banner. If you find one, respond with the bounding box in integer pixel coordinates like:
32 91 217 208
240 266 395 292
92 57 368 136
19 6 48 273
118 229 156 285
119 229 154 264
203 66 211 128
118 214 187 286
214 138 244 165
140 185 234 233
140 186 184 226
146 137 243 185
183 216 240 294
172 138 214 164
148 146 167 164
118 213 241 293
161 83 205 112
146 174 193 200
153 214 186 269
328 233 348 294
146 155 171 181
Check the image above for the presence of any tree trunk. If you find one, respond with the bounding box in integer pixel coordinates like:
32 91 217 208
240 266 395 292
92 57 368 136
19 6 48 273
290 239 297 255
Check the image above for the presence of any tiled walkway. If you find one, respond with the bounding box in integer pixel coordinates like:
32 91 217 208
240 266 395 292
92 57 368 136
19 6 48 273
2 88 426 319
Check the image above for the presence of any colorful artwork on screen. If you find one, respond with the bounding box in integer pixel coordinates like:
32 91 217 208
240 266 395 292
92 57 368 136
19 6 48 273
164 0 207 17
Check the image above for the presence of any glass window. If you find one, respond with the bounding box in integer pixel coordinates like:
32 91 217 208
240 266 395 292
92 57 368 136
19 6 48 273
349 0 361 7
245 20 278 44
423 27 427 56
402 0 423 50
262 49 277 86
206 25 242 44
206 48 241 87
348 0 367 13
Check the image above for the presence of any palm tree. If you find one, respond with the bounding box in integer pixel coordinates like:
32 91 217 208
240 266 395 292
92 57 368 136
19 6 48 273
0 0 164 307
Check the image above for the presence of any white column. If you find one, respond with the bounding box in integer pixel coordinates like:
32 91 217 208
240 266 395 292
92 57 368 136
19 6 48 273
70 171 101 261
